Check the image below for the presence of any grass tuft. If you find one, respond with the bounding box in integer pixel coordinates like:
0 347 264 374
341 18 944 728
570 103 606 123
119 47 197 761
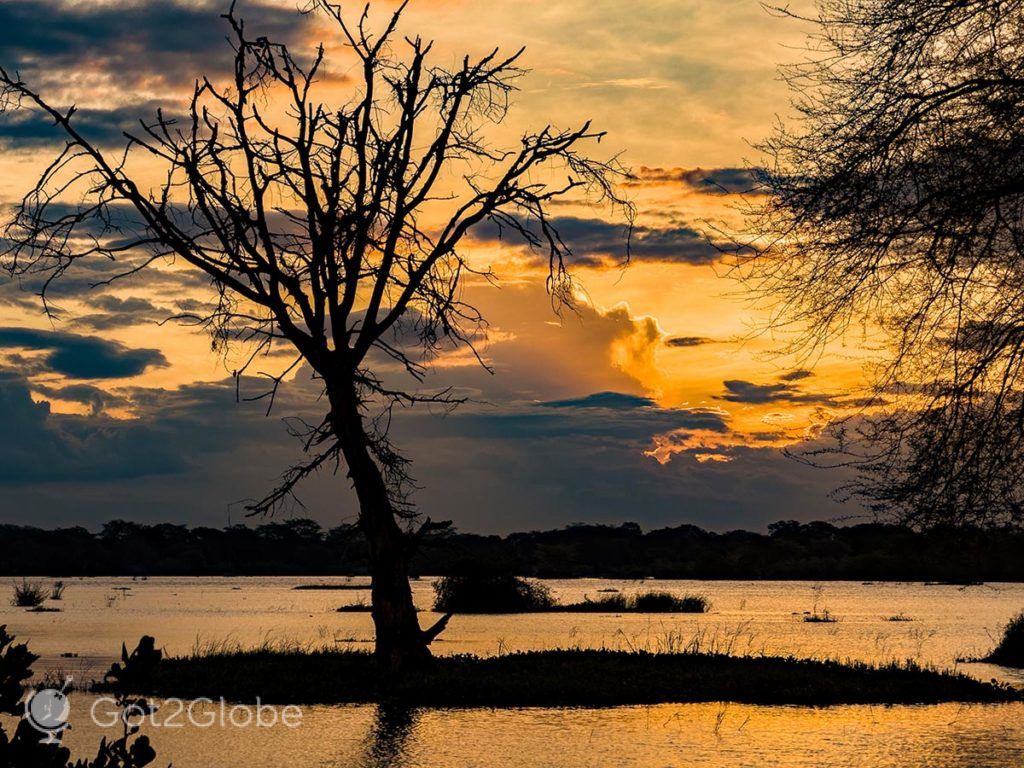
11 579 47 607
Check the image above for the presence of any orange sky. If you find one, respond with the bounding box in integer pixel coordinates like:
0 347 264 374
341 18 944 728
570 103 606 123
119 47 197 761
0 0 870 531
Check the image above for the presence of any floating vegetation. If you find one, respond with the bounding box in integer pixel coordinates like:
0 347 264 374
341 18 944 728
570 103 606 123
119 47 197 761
804 585 838 623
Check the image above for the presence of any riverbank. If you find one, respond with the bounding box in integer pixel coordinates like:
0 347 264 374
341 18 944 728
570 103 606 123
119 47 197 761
133 648 1019 707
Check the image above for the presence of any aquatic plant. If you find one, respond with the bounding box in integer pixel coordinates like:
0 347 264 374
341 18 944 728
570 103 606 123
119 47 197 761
561 591 710 613
10 578 46 607
803 585 838 623
982 611 1024 667
632 591 709 613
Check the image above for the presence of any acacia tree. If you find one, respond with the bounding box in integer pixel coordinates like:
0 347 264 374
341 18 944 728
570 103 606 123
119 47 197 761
736 0 1024 528
0 2 629 666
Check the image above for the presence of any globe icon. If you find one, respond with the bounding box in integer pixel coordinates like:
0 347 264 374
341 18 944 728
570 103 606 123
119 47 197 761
27 688 71 735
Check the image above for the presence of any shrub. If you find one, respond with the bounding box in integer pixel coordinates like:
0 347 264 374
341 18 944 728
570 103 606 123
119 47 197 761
336 600 373 612
433 574 555 613
983 612 1024 667
565 591 709 613
804 610 838 623
50 580 66 600
632 591 709 613
11 579 46 608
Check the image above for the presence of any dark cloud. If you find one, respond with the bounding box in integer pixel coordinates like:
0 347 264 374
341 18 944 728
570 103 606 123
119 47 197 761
665 336 715 348
630 166 763 195
779 369 814 382
0 367 851 532
32 382 127 415
539 391 657 409
386 404 848 533
0 374 178 482
440 396 730 445
0 0 311 93
74 295 166 330
0 373 308 485
473 216 724 265
0 101 170 148
0 327 166 378
718 378 836 405
0 251 212 313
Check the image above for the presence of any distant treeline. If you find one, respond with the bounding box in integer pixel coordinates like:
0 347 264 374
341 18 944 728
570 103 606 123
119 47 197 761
2 519 1023 581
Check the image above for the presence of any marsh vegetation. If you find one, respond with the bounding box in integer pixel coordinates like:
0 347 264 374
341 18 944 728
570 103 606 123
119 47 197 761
982 612 1024 667
137 646 1020 707
431 575 709 614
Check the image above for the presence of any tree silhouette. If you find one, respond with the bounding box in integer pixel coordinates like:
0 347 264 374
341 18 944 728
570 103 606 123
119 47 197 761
739 0 1024 528
0 1 631 666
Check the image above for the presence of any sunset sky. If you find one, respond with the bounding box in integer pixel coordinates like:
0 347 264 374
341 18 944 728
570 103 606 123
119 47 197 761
0 0 874 532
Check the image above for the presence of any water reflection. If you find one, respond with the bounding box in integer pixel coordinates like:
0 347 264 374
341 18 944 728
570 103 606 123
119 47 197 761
362 704 419 768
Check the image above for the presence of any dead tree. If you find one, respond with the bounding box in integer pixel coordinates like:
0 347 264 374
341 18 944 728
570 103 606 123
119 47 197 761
0 1 631 666
738 0 1024 527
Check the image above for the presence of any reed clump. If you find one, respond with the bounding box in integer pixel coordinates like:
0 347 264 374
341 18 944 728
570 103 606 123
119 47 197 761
10 579 46 607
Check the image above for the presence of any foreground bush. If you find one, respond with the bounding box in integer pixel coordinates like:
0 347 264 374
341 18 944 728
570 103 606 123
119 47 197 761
433 574 555 613
983 611 1024 667
0 625 158 767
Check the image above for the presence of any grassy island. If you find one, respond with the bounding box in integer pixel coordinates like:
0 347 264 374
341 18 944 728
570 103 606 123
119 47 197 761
133 648 1020 708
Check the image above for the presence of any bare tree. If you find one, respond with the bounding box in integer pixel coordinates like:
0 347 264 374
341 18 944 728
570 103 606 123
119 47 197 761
738 0 1024 528
0 1 631 666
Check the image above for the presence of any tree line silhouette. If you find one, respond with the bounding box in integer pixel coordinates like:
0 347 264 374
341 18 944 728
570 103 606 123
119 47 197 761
1 519 1020 581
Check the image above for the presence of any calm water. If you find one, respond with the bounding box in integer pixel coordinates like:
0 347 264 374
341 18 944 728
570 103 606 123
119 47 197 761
2 577 1023 767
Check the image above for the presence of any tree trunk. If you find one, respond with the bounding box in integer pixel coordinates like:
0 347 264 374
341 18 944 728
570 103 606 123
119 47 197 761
329 387 434 669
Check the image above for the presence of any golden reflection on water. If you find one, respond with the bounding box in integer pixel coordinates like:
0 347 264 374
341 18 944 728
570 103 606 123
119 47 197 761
3 576 1024 766
4 577 1023 684
13 699 1020 768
